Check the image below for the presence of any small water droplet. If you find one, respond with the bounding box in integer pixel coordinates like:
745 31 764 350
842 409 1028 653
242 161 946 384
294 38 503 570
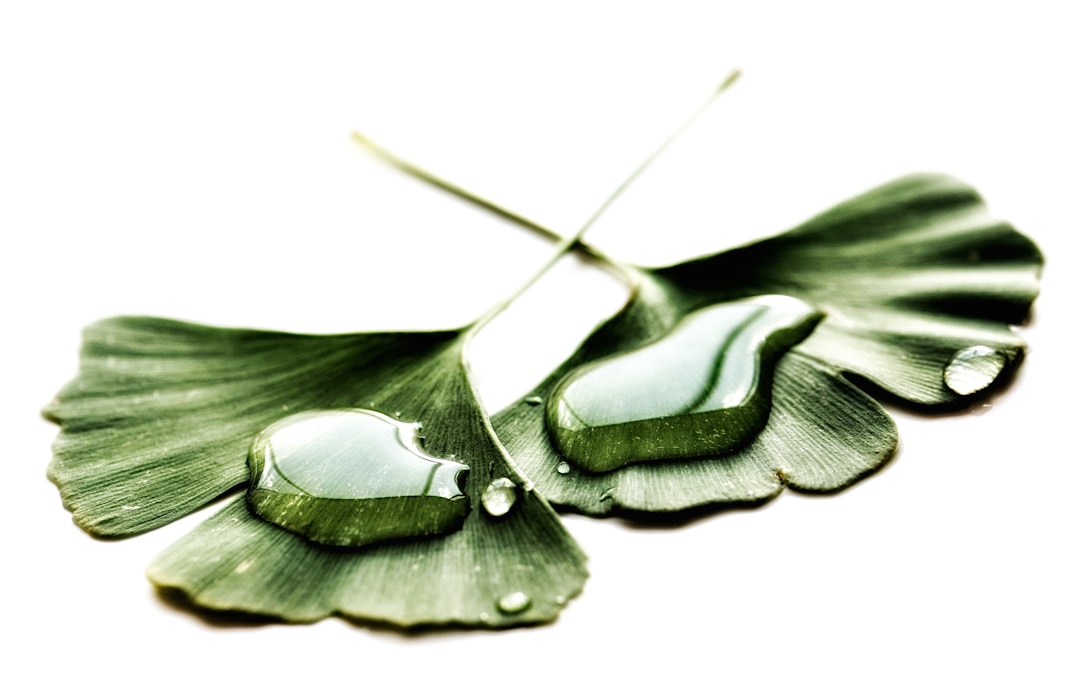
546 295 822 472
481 477 519 517
497 591 531 614
246 409 470 547
943 345 1007 396
524 396 543 406
556 462 571 475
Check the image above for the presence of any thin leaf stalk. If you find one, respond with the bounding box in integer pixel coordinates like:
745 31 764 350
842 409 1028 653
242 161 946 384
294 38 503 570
351 69 741 336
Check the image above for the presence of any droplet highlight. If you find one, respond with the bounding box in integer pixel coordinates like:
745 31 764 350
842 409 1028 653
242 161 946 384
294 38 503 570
546 295 822 472
497 591 531 614
246 409 469 547
481 477 519 517
556 462 571 475
524 395 543 406
944 345 1007 396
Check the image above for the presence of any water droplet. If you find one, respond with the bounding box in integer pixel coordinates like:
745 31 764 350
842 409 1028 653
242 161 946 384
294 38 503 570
524 396 543 406
481 477 519 517
556 462 571 475
246 409 469 547
497 591 531 614
944 345 1007 396
546 295 822 472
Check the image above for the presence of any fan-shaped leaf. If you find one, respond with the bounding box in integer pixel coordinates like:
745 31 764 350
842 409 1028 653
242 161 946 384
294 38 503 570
492 174 1042 514
46 317 587 627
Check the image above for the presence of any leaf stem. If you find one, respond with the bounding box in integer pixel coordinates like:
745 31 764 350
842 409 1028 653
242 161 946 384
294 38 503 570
352 69 741 333
567 69 741 246
350 132 561 246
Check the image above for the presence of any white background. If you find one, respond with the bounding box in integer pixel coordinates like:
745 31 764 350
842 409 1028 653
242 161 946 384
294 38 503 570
2 2 1077 692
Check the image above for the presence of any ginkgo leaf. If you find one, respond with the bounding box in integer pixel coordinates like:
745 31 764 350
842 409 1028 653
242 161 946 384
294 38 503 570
43 78 737 629
45 318 459 536
492 173 1042 515
45 317 587 627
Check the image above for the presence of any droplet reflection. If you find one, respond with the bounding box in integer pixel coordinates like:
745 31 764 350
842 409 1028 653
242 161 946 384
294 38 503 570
497 591 531 614
481 477 519 518
247 409 469 547
943 345 1007 395
546 295 822 472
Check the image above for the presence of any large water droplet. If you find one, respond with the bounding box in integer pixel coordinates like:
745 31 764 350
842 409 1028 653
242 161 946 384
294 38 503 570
497 591 531 614
547 295 822 472
943 345 1007 395
481 477 519 518
247 409 469 547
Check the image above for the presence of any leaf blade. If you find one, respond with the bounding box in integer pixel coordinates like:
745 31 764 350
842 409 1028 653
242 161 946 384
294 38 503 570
493 173 1041 513
46 317 588 627
45 317 460 536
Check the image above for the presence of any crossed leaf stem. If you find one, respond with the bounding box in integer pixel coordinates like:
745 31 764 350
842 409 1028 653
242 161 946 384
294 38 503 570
351 69 741 335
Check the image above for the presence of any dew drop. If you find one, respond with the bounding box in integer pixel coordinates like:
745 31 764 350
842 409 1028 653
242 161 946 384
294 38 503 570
246 409 469 547
481 477 519 517
524 396 543 406
497 591 531 614
943 345 1007 396
546 295 822 472
556 462 571 475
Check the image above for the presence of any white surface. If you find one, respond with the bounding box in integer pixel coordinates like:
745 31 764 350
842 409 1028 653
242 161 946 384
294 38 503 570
2 2 1077 692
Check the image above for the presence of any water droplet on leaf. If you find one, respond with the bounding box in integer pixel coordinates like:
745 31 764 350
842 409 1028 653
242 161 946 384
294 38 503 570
546 295 822 472
247 409 469 547
481 477 519 517
943 345 1007 395
524 396 543 406
497 591 531 614
556 462 571 475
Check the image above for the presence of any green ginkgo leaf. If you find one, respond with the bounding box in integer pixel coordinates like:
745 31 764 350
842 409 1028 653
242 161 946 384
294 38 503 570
43 78 740 628
43 74 1043 629
491 173 1042 514
45 318 587 627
